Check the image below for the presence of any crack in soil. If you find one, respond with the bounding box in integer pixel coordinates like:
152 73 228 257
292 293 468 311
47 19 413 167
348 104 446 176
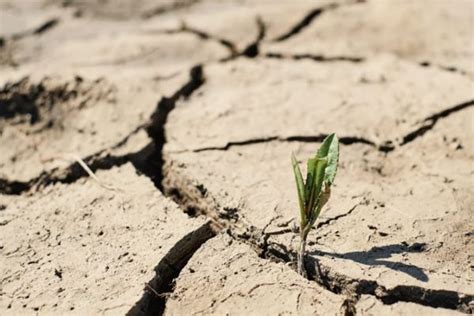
127 222 216 316
239 16 266 59
419 61 470 77
10 18 60 41
264 52 364 63
0 178 30 195
0 124 146 195
153 23 237 57
145 64 205 190
141 0 202 19
271 0 366 42
171 96 473 154
190 134 380 153
306 259 473 313
315 202 361 229
400 99 474 146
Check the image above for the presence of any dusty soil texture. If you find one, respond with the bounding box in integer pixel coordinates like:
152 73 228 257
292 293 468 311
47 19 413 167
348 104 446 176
1 0 473 315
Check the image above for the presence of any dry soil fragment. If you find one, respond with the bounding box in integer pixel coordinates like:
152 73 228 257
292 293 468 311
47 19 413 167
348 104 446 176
164 234 345 316
143 0 360 55
13 27 227 73
164 135 473 308
1 0 228 71
165 143 377 229
0 1 62 38
263 0 474 76
0 164 206 314
0 70 187 182
166 57 473 152
356 295 463 316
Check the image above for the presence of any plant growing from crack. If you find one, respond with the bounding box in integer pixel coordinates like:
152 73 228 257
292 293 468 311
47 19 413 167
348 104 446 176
291 133 339 277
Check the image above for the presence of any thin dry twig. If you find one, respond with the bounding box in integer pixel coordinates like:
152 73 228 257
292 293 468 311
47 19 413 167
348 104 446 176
41 153 123 193
145 283 169 298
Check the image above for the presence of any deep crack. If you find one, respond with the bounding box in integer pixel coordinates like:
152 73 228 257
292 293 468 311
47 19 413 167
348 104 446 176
0 178 30 195
0 64 205 196
308 261 473 313
145 64 205 190
127 222 216 316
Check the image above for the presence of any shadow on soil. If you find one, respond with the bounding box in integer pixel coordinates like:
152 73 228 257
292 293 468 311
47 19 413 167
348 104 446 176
310 242 429 282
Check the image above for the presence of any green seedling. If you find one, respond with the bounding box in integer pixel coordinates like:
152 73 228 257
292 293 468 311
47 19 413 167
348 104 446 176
291 133 339 276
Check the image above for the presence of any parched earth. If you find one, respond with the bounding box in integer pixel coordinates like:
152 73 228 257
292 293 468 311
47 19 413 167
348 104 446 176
0 0 473 315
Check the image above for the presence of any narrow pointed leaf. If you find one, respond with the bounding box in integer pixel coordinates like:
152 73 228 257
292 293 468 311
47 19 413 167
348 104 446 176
305 157 316 204
306 157 327 221
291 153 306 225
311 157 327 213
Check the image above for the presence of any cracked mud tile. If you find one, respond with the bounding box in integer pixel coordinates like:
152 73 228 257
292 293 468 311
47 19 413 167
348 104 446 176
55 0 199 20
355 295 464 315
164 142 377 229
0 70 188 183
302 177 473 299
383 105 473 187
142 0 348 55
1 0 228 71
0 163 207 314
165 57 472 152
295 109 474 310
399 100 474 147
163 137 473 310
141 1 202 20
142 3 262 55
0 1 63 39
164 234 346 316
0 127 151 196
262 0 474 77
9 19 227 72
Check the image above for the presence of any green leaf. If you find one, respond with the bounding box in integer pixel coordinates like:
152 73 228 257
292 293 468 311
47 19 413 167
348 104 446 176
305 157 316 204
305 157 327 220
316 133 339 185
291 153 306 225
292 133 339 232
310 186 331 226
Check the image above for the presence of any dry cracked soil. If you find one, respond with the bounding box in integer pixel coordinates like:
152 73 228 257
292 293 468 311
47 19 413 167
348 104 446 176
0 0 473 315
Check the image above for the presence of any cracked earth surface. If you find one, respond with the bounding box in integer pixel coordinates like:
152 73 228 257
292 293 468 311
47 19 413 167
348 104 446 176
0 0 473 315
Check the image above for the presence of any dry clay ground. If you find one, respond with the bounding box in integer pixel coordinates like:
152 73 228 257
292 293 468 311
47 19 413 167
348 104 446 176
0 0 473 315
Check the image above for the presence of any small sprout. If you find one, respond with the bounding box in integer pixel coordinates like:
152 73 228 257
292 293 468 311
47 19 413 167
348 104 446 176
291 133 339 277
